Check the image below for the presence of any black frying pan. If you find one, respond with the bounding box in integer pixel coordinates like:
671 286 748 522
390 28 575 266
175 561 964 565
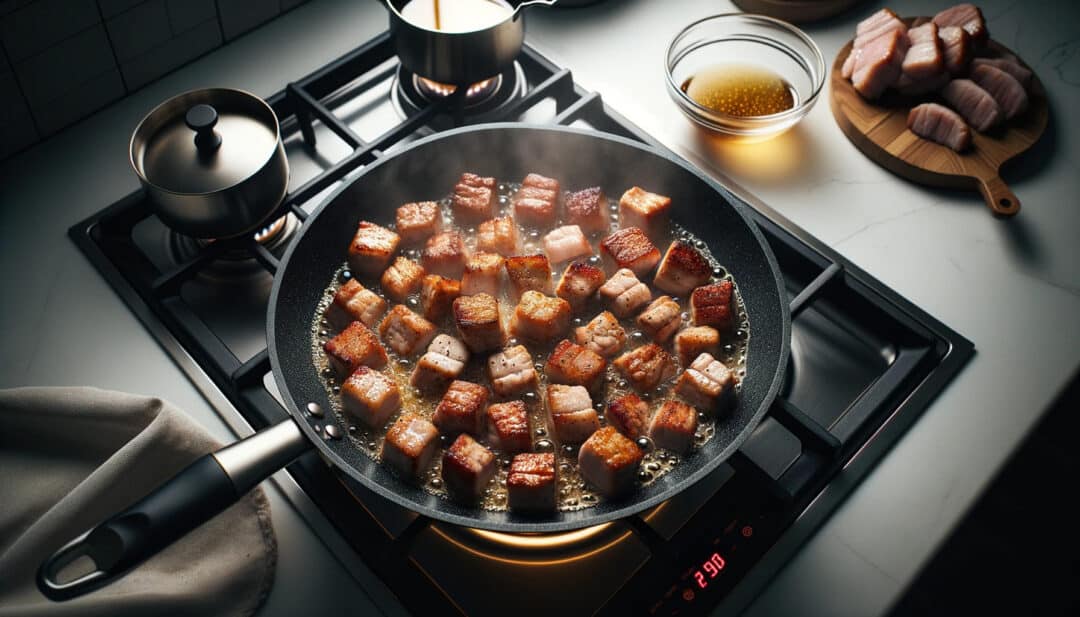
39 125 790 600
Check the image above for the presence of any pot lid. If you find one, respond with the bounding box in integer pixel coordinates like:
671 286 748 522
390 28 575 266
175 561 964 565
131 88 281 195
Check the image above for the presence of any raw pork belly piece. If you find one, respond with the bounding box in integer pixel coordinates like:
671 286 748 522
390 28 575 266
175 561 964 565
395 201 442 246
545 339 607 393
654 240 712 295
487 344 539 396
348 221 400 276
613 344 678 392
461 252 505 297
648 400 698 454
575 310 627 358
451 172 496 223
410 334 469 394
342 366 401 429
942 79 1002 131
433 380 490 436
422 230 470 279
690 280 735 331
477 216 520 256
564 186 609 234
972 56 1032 89
442 433 496 501
636 295 683 344
907 103 972 152
504 254 553 298
419 274 461 322
901 22 944 82
513 173 561 227
842 8 907 79
851 29 909 100
380 257 426 303
606 393 649 440
578 426 643 497
674 326 721 366
379 304 438 357
543 225 592 264
453 293 504 353
971 63 1028 119
556 261 606 311
546 384 600 444
933 3 988 48
486 400 531 453
600 227 661 277
508 452 557 512
675 353 736 414
381 414 439 479
599 268 652 318
618 186 671 242
512 290 572 341
327 279 387 330
324 321 388 377
938 26 973 74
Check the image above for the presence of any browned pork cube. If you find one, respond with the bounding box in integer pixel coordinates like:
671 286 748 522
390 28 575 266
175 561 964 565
649 400 697 454
381 414 439 479
564 186 608 234
504 254 553 298
508 452 557 512
324 321 388 377
341 366 400 429
326 279 387 330
556 261 606 311
422 231 470 279
578 426 643 497
575 310 627 358
691 280 734 331
453 293 504 353
395 201 442 246
512 291 572 341
637 295 683 343
379 304 438 357
486 400 531 453
487 344 539 396
461 252 505 297
513 173 560 227
674 326 720 366
477 216 520 256
618 187 671 243
433 380 490 436
654 241 712 296
419 274 461 322
598 268 652 318
451 172 496 223
380 257 426 303
545 339 606 393
546 384 600 444
613 344 678 392
348 221 400 276
410 334 469 394
442 433 496 501
675 353 736 414
600 227 661 277
607 393 649 440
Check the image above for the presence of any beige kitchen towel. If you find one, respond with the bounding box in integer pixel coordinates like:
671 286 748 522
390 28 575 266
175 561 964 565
0 387 276 617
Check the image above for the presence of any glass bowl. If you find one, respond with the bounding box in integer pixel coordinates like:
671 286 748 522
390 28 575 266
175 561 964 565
665 14 826 141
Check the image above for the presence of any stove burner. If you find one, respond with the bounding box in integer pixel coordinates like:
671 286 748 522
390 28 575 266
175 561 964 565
167 214 300 268
435 522 631 565
415 75 502 104
392 62 526 131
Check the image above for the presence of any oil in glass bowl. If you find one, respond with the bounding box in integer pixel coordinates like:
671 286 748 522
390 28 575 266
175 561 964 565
680 63 796 118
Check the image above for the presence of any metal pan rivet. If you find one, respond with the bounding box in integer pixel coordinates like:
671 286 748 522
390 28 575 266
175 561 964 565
324 425 342 440
307 402 323 417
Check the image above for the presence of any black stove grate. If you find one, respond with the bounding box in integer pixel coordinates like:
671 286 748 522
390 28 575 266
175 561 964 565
71 32 972 617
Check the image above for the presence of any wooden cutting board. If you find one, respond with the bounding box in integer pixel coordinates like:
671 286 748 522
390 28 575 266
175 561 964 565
829 22 1048 217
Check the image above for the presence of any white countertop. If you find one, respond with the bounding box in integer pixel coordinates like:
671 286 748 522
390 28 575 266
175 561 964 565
1 0 1077 615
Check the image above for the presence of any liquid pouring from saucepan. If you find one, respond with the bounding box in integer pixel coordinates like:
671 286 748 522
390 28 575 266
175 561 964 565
399 0 513 32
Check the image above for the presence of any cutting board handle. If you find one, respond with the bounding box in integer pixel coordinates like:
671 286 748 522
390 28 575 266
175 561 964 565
977 174 1020 217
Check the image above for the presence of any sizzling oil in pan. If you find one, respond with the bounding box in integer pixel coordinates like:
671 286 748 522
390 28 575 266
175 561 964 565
310 181 749 512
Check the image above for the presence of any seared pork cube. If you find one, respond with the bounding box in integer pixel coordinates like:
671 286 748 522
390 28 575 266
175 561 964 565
419 274 461 322
379 304 438 357
327 279 387 330
674 326 721 366
486 400 531 453
380 257 426 303
546 384 600 444
598 268 652 318
637 295 683 343
575 310 627 358
564 186 608 234
451 172 496 223
545 339 606 393
453 293 504 353
433 380 490 436
578 426 643 497
507 453 557 512
348 221 400 276
381 414 439 479
648 400 698 454
487 344 539 396
618 187 671 243
477 216 520 256
324 321 388 377
600 227 661 277
556 261 606 312
395 201 442 246
511 290 572 341
461 252 505 297
654 241 711 296
691 280 734 331
613 344 678 392
422 231 470 279
513 173 560 227
504 254 553 297
341 366 401 429
410 334 469 394
675 352 736 414
442 433 496 501
606 393 649 440
543 225 592 265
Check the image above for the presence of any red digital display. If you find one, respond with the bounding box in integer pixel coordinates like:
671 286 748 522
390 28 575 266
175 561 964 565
692 552 727 589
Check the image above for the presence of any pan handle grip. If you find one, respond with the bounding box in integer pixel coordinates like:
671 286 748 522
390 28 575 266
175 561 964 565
37 419 309 601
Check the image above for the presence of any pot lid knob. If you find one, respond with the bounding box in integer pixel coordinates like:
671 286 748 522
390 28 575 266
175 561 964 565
185 104 222 155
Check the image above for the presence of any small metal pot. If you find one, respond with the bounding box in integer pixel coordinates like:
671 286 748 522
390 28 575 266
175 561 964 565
130 88 289 239
386 0 555 85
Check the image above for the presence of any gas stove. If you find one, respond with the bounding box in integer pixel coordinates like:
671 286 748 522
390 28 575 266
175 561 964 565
70 32 972 617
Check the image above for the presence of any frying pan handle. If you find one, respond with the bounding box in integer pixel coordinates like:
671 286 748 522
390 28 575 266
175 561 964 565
37 419 309 600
